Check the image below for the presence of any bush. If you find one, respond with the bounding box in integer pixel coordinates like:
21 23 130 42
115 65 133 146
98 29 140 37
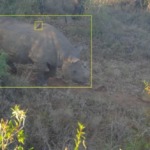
0 105 34 150
0 50 10 78
0 0 17 14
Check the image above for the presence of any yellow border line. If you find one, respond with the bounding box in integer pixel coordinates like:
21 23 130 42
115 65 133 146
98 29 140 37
0 15 91 17
0 15 92 88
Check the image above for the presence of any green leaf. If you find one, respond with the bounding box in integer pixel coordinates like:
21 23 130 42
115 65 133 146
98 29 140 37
78 122 82 127
29 147 34 150
80 132 85 135
0 135 2 141
14 120 19 127
76 135 79 139
5 131 11 138
8 128 15 135
74 139 77 145
8 120 14 128
145 143 150 148
17 130 25 145
74 146 77 150
18 145 24 150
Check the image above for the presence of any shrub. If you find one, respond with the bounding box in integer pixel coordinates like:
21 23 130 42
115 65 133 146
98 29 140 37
0 105 34 150
74 122 86 150
0 50 10 78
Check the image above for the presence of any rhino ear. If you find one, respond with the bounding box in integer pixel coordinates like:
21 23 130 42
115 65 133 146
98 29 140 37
73 45 83 58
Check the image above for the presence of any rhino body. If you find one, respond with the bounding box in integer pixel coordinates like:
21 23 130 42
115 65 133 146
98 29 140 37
0 17 89 86
43 0 85 15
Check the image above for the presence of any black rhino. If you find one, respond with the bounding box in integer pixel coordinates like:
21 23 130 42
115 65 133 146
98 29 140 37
0 17 90 86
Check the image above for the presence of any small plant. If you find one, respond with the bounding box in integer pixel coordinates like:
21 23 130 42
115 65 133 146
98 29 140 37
0 50 10 77
121 81 150 150
143 80 150 94
123 133 150 150
74 122 87 150
0 105 34 150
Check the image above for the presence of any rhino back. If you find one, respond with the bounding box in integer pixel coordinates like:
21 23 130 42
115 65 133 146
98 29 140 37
43 24 75 63
29 23 76 67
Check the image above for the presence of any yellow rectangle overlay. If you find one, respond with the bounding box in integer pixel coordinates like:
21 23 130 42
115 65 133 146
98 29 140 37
34 21 43 30
0 15 92 88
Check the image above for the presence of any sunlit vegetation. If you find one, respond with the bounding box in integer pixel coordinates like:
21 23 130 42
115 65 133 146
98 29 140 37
0 105 33 150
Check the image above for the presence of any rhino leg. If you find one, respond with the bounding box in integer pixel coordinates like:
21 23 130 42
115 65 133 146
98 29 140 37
36 63 47 86
37 73 47 86
7 60 17 74
44 64 56 80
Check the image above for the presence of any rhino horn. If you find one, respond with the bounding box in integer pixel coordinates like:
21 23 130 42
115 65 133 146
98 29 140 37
71 45 83 59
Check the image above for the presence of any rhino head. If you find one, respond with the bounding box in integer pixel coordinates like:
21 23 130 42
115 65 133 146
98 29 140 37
62 46 90 84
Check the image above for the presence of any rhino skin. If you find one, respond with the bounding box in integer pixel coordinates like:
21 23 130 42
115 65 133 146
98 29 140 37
0 17 90 86
41 0 85 15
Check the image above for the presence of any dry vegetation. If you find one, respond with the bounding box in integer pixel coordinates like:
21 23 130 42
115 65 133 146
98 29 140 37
1 0 150 150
